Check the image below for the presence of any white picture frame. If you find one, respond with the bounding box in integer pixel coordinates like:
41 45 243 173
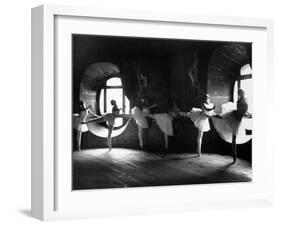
31 4 274 221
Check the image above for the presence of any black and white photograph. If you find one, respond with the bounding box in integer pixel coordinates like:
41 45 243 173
72 34 252 190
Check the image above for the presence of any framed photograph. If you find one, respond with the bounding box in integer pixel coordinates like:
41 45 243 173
31 4 274 221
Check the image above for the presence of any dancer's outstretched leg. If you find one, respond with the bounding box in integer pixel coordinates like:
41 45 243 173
84 116 105 124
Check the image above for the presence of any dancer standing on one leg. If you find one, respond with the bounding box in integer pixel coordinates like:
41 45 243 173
80 99 123 151
224 89 248 163
211 88 249 163
76 100 98 151
151 105 179 150
232 89 248 163
107 99 123 151
132 99 157 149
132 106 148 149
180 94 216 157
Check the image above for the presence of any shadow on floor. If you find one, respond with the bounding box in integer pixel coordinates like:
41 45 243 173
18 209 31 218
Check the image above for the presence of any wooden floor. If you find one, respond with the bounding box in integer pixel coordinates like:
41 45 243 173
72 148 252 190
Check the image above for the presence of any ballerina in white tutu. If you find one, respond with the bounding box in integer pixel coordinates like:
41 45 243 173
132 99 178 150
219 89 249 163
80 99 125 151
152 105 178 150
131 99 157 149
179 94 216 157
75 101 98 151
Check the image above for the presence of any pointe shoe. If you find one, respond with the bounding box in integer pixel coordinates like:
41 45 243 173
107 141 112 152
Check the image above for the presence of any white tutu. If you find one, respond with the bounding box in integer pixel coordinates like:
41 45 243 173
132 107 148 128
220 102 246 136
153 113 173 136
188 108 211 132
211 102 252 144
77 123 88 132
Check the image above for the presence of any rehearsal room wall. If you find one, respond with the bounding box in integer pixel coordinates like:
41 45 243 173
207 43 251 112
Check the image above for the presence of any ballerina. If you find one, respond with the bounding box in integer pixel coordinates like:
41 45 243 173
220 89 249 163
131 100 157 149
151 105 178 150
179 94 216 157
75 101 98 151
81 99 125 151
106 100 122 150
132 100 178 150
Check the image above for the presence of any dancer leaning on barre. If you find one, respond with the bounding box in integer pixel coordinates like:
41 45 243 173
76 100 99 152
107 100 123 151
81 99 125 151
82 98 153 151
132 102 179 150
151 106 178 150
179 94 216 157
219 89 249 163
131 100 157 149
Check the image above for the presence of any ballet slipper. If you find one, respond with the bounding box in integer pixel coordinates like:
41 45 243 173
196 149 201 157
232 155 237 164
107 141 112 151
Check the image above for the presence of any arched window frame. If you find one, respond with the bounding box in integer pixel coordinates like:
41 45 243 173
101 76 125 114
97 76 130 128
233 64 253 113
237 64 252 90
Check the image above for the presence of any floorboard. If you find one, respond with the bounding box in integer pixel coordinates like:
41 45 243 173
72 148 252 190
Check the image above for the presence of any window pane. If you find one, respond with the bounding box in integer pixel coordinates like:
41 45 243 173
99 77 131 128
241 79 253 113
240 64 252 76
233 81 238 103
233 79 252 114
107 88 123 127
99 89 104 114
106 88 122 113
106 77 122 86
125 96 130 113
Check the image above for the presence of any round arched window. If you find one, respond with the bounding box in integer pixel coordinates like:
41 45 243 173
233 64 253 113
99 77 130 127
